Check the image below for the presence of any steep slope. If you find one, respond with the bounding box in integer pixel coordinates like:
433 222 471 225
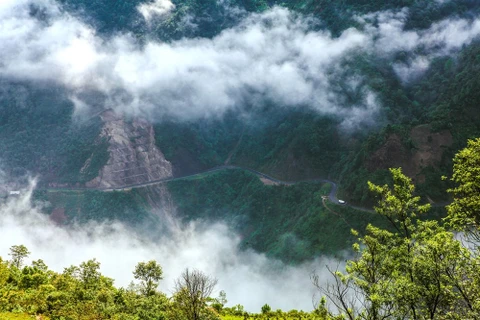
38 111 177 225
86 110 173 189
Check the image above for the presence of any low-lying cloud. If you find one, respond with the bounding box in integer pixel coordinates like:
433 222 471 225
359 9 480 81
1 0 480 126
0 184 339 312
138 0 175 21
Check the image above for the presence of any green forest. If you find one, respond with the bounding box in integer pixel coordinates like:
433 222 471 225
167 169 390 262
2 0 480 204
0 82 109 184
2 138 480 319
35 170 386 262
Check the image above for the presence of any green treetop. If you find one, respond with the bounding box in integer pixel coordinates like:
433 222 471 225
447 137 480 240
133 260 163 296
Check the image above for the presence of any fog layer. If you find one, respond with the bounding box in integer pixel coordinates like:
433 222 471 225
1 1 479 126
0 184 338 312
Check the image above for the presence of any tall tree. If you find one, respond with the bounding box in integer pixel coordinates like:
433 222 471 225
79 259 101 290
133 260 163 296
8 245 30 269
446 137 480 240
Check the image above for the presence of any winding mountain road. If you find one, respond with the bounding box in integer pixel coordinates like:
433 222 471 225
45 165 377 212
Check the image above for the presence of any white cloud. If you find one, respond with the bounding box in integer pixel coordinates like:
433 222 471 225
0 0 375 126
359 9 480 81
339 91 379 131
0 183 339 312
1 1 479 124
360 8 480 55
393 56 430 82
137 0 175 21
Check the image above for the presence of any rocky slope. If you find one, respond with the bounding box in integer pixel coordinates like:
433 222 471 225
85 110 173 189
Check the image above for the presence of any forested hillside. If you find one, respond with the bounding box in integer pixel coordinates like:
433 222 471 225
58 0 480 39
0 83 108 184
2 139 480 319
51 0 480 204
2 0 480 201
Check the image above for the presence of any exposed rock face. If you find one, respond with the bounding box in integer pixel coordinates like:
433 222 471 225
86 110 173 189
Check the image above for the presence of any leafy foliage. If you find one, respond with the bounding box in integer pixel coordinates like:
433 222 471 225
3 139 480 319
447 137 480 239
134 260 164 296
57 0 480 40
316 164 480 319
3 0 480 206
0 252 172 320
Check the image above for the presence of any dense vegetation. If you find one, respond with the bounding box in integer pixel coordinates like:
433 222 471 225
33 189 153 226
335 42 480 204
167 169 388 262
1 0 480 291
314 138 480 319
0 81 108 184
153 37 480 206
3 0 480 205
59 0 480 40
0 245 325 319
35 169 388 262
154 110 345 179
2 1 480 318
2 138 480 319
0 246 207 320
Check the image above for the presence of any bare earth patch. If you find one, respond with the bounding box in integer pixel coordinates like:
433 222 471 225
49 207 67 225
366 124 453 182
259 177 281 186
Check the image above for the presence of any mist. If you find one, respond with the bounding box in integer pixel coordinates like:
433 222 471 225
2 1 479 128
138 0 175 21
0 183 341 312
358 9 480 81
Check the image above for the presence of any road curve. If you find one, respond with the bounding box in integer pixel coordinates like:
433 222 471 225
44 165 375 212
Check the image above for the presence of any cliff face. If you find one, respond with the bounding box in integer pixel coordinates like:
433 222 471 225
86 111 173 189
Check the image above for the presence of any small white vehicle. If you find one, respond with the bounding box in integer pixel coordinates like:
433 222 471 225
338 199 346 205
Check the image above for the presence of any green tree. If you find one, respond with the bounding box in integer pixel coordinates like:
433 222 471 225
19 259 50 290
318 168 480 319
217 290 227 307
0 258 11 289
133 260 163 296
211 290 227 313
367 167 431 238
79 259 101 290
9 245 30 269
261 303 271 314
446 137 480 240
